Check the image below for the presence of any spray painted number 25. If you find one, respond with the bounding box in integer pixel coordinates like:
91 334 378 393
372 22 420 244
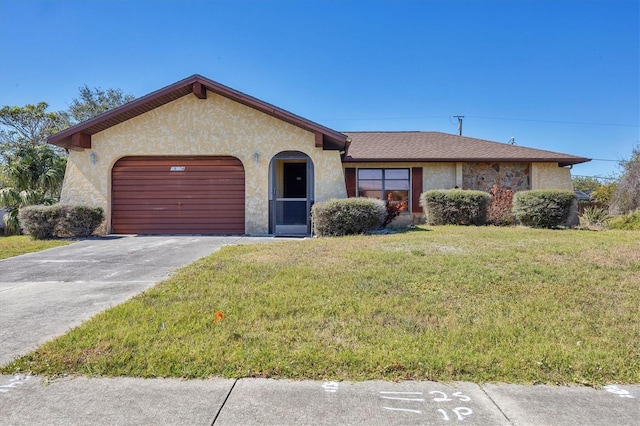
429 391 471 402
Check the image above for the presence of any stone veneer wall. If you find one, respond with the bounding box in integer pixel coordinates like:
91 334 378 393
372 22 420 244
462 162 530 192
59 92 346 235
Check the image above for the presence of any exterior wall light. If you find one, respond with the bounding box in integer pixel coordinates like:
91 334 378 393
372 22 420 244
90 151 98 165
253 152 259 164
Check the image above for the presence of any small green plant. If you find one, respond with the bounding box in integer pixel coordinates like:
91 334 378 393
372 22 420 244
312 198 386 236
579 206 610 230
512 190 576 229
609 209 640 230
420 189 490 225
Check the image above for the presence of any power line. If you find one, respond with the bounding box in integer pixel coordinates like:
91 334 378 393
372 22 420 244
319 114 638 128
458 115 638 128
572 174 619 182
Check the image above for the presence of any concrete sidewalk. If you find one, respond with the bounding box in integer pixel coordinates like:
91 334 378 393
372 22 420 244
1 375 638 425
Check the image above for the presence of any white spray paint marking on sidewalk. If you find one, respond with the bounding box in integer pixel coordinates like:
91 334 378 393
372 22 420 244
0 375 30 393
321 381 340 393
380 389 475 421
603 385 635 399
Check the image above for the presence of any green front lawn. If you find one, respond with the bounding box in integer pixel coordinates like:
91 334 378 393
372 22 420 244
3 226 639 385
0 235 70 260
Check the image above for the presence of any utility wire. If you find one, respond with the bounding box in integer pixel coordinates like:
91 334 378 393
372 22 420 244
467 115 638 128
320 114 638 128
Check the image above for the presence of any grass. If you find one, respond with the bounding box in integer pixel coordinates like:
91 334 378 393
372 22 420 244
0 235 70 260
2 226 639 385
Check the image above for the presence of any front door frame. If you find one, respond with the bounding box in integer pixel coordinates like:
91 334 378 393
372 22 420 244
269 151 314 236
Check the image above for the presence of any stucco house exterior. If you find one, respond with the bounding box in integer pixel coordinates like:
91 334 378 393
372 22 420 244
48 74 589 236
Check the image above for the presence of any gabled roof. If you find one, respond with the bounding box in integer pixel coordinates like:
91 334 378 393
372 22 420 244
343 131 590 167
48 74 348 151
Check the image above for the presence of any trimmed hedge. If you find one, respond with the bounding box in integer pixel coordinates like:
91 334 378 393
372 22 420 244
420 189 491 225
18 205 104 239
56 205 105 237
18 205 60 239
512 190 576 228
312 198 386 236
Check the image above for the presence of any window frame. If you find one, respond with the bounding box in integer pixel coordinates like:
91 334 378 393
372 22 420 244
356 168 411 211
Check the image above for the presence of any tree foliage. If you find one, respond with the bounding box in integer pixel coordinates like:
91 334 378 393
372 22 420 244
0 102 69 234
0 102 67 161
65 85 134 125
572 176 602 192
590 182 617 206
0 144 66 234
611 144 640 214
1 85 134 234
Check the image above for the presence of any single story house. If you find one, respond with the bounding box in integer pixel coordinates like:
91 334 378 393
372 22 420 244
48 74 590 236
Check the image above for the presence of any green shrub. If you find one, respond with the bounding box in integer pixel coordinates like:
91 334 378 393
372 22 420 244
579 206 610 230
17 204 104 239
608 209 640 230
512 190 576 229
312 198 386 236
18 205 61 239
56 205 104 237
420 189 491 226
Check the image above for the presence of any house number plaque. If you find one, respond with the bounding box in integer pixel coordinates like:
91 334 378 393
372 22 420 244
170 166 185 171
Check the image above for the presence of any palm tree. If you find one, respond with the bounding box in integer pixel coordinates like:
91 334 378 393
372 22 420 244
0 144 66 235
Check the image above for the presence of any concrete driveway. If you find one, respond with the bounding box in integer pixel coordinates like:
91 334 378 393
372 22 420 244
0 235 281 365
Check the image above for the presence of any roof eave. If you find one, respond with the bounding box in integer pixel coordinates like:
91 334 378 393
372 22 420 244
343 157 592 166
48 74 347 151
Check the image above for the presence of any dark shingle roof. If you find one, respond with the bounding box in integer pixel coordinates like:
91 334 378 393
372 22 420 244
343 131 590 166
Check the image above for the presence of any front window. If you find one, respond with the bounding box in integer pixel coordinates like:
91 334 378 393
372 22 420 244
358 168 410 207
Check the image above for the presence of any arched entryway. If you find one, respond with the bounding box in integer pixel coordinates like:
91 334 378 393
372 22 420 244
269 151 314 236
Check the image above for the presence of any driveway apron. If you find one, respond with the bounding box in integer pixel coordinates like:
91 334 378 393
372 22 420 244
0 235 272 365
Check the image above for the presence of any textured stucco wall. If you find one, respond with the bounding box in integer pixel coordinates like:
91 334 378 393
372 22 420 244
424 163 457 190
530 163 573 190
60 92 345 234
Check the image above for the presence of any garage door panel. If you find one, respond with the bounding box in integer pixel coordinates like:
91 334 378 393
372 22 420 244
112 156 245 234
112 191 245 200
114 200 243 211
112 184 245 193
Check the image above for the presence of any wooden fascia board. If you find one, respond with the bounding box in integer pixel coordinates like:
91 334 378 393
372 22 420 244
192 82 207 99
342 157 591 165
70 132 91 149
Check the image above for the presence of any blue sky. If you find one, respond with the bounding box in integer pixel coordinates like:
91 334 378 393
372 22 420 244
1 0 638 180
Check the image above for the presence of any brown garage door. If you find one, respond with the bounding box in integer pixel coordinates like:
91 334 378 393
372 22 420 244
112 156 245 234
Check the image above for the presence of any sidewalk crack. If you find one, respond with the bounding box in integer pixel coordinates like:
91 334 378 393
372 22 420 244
211 378 238 425
479 384 514 425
